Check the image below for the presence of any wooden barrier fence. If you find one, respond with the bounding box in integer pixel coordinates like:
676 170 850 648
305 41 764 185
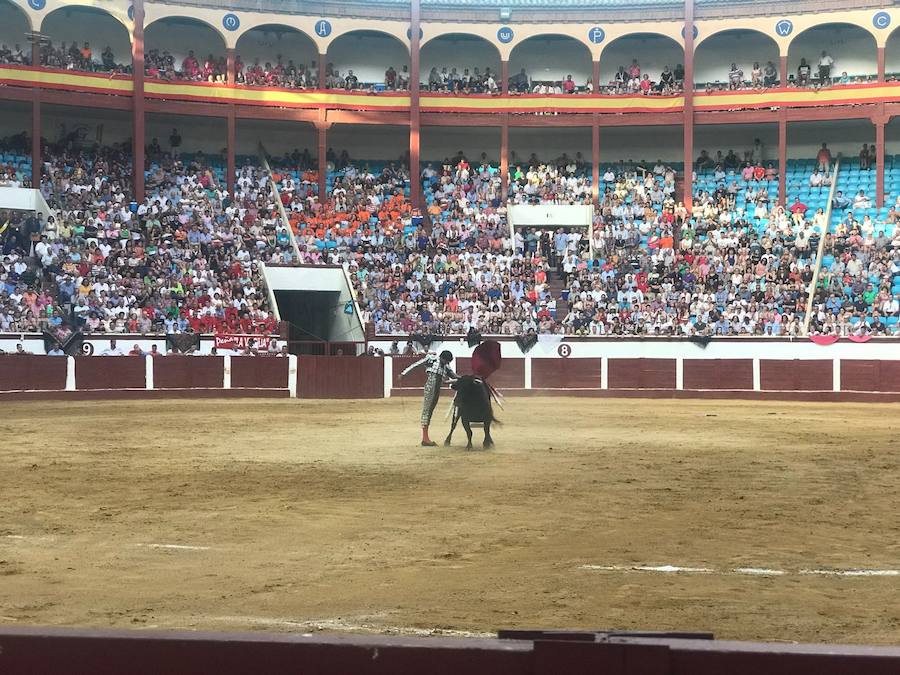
0 355 898 402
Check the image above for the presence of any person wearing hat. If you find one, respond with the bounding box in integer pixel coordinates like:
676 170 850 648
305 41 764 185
399 349 457 446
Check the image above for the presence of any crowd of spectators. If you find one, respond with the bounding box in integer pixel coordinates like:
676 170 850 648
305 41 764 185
6 36 887 97
236 56 317 88
686 141 899 335
807 210 900 336
507 154 592 205
1 127 896 339
0 43 30 66
0 139 285 335
145 49 226 82
702 51 870 91
605 61 684 95
323 64 410 91
40 41 128 74
425 67 499 93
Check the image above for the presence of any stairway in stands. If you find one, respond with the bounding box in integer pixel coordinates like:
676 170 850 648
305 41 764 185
547 272 569 323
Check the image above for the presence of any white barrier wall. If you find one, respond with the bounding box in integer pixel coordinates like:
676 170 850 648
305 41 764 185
508 204 593 227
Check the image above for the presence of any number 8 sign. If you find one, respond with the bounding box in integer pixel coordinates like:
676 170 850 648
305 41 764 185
557 343 571 358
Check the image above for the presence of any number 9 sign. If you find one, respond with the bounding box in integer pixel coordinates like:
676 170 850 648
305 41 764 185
557 343 571 358
80 342 94 356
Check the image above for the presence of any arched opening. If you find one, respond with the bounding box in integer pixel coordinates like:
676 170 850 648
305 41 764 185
509 35 591 93
0 0 32 65
145 17 227 82
41 6 131 73
325 30 409 91
420 33 502 93
694 29 779 90
787 23 876 86
235 24 318 88
886 24 900 80
599 33 684 94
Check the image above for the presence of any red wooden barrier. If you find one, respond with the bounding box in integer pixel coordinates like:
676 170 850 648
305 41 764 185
231 357 288 389
393 355 428 389
154 356 223 389
608 358 677 389
75 356 145 390
760 359 832 391
683 359 753 390
456 357 526 388
0 355 66 391
297 356 384 398
840 360 900 393
532 358 602 388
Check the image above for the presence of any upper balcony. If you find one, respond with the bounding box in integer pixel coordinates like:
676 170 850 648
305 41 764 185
0 0 898 121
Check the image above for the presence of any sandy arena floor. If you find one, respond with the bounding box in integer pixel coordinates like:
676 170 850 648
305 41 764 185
1 397 899 644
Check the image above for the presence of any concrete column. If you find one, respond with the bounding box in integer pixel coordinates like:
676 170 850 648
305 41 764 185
876 118 885 208
65 356 76 391
318 53 326 90
145 355 154 390
226 107 235 197
778 116 787 207
682 0 695 211
31 40 40 188
592 117 600 207
752 358 761 391
131 0 145 201
288 354 298 398
227 47 235 86
500 116 509 202
409 0 421 209
317 110 327 203
832 358 841 393
223 354 232 389
382 356 393 398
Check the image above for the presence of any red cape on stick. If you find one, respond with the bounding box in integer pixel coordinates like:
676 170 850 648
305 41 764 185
471 340 502 379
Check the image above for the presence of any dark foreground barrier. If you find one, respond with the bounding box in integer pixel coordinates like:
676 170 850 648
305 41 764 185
1 627 900 675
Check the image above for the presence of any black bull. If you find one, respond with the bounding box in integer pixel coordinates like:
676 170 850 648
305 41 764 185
444 376 497 449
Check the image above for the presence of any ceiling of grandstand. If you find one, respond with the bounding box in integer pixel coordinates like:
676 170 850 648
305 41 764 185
162 0 886 21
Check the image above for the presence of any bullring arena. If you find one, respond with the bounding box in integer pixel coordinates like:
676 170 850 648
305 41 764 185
2 346 900 672
2 0 900 667
3 393 900 645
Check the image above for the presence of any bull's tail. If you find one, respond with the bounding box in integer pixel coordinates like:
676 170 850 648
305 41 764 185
485 382 502 426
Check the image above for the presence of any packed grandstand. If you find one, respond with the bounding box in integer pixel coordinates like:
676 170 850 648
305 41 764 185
0 0 898 349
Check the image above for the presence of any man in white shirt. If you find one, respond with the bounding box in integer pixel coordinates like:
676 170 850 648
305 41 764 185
806 168 823 189
100 339 125 356
818 51 834 82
